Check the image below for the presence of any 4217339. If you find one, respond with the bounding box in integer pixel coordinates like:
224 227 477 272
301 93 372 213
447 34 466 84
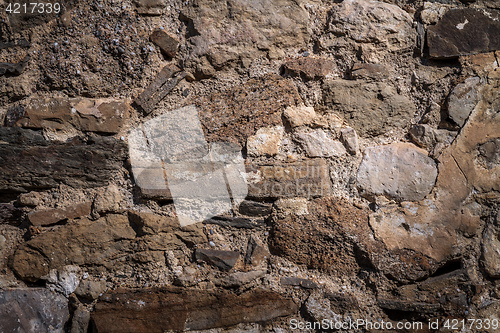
5 2 60 14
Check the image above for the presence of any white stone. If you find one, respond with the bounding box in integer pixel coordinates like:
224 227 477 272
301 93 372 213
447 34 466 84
246 126 284 157
294 129 346 157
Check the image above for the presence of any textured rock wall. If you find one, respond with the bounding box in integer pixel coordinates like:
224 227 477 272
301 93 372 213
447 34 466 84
0 0 499 332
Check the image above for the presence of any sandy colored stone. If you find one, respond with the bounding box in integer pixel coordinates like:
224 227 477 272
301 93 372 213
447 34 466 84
294 129 346 158
246 126 284 157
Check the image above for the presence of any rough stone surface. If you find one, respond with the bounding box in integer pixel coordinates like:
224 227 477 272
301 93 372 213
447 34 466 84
447 77 482 127
0 128 126 193
181 0 310 71
340 127 359 155
356 143 438 202
246 126 284 157
294 129 346 158
45 265 81 296
0 203 23 225
7 97 130 134
195 74 301 147
428 8 500 59
483 222 500 278
11 214 137 282
283 56 335 80
150 29 179 58
323 80 416 136
71 305 91 333
28 202 92 226
91 287 298 332
75 279 108 300
238 201 272 217
283 105 325 128
246 159 331 199
408 124 456 151
0 288 69 333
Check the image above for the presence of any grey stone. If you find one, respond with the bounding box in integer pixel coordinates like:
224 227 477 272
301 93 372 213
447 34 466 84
238 201 272 217
217 271 266 288
75 279 108 300
45 265 81 296
447 77 481 127
280 277 318 289
357 143 438 202
0 288 69 333
340 127 359 155
323 80 416 137
305 293 341 323
408 124 456 150
294 129 346 158
195 249 240 271
204 216 267 229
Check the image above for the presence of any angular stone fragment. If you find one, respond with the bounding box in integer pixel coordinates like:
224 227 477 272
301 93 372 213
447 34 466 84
356 143 438 202
0 288 69 333
75 279 108 300
283 105 324 128
246 159 331 199
45 265 81 296
204 216 267 229
245 236 269 268
340 127 359 155
428 8 500 59
283 56 335 79
28 202 92 226
8 97 130 133
280 277 318 289
294 129 346 157
238 200 272 217
408 124 456 151
71 305 91 333
150 29 179 58
195 249 240 271
447 77 482 127
246 126 284 157
323 80 416 137
217 271 266 288
91 287 298 332
11 214 137 282
482 222 500 278
134 65 177 114
134 0 165 15
349 63 389 81
0 128 126 193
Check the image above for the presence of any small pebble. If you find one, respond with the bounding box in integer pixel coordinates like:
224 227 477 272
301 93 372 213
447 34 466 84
209 241 215 247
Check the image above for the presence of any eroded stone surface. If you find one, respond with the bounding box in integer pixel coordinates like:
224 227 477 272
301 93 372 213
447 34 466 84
323 80 416 137
447 77 482 127
357 143 438 202
294 129 346 158
91 287 298 332
247 126 284 157
28 202 92 226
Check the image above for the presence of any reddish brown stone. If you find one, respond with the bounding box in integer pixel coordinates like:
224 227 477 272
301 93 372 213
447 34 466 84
195 249 240 271
150 30 179 58
194 74 301 147
283 56 335 79
91 287 298 332
28 202 92 226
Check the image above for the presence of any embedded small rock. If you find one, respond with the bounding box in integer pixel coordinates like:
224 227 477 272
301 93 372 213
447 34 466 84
247 126 284 157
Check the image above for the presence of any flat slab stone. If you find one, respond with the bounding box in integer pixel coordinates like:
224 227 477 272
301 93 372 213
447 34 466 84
0 288 69 333
246 159 331 199
0 128 126 193
7 97 130 134
356 143 437 202
27 202 92 226
91 287 298 332
428 8 500 59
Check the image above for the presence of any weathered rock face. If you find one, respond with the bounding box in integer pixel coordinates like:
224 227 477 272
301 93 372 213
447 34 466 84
283 56 336 80
28 202 92 226
6 97 130 134
369 79 500 262
181 0 310 71
356 143 438 202
482 212 500 278
195 75 301 147
428 8 500 59
246 126 284 157
323 80 416 136
294 129 346 158
447 77 482 127
0 128 126 193
91 287 298 332
11 214 137 281
0 288 69 333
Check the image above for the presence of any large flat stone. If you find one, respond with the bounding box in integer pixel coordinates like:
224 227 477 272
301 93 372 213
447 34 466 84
246 159 331 199
28 202 92 226
0 288 69 333
0 128 126 193
91 287 298 332
428 8 500 59
7 97 130 133
447 77 482 127
322 80 416 137
356 143 438 202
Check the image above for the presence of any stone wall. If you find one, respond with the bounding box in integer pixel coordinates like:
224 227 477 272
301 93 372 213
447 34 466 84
0 0 499 332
